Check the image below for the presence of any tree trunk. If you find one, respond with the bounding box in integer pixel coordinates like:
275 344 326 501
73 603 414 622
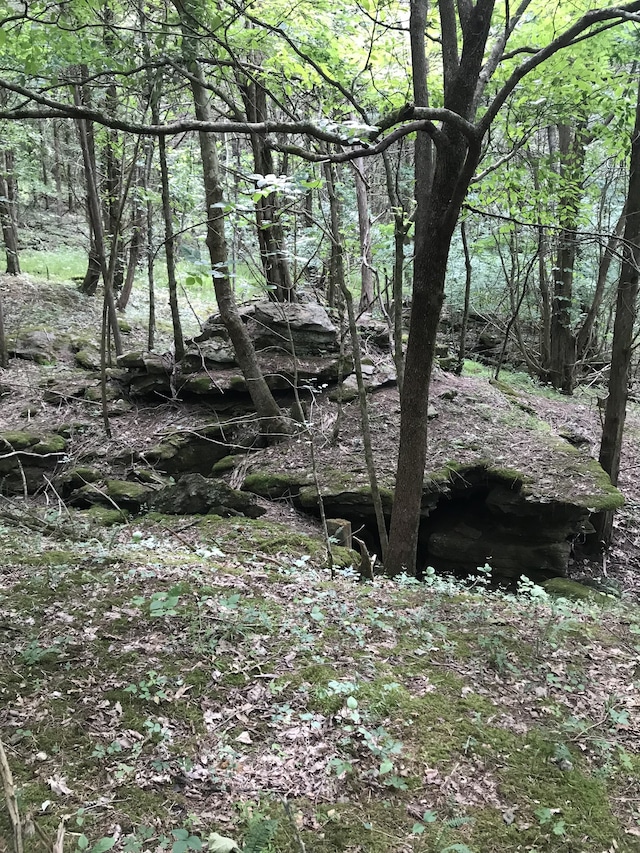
240 77 295 302
576 208 625 361
174 0 290 436
456 218 472 374
0 287 8 367
157 129 185 360
548 123 586 393
353 157 375 312
381 150 409 395
593 80 640 546
386 0 491 576
75 75 102 296
74 84 123 356
322 159 346 309
0 150 20 274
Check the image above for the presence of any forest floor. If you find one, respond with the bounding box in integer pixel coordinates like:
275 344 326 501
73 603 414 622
0 270 639 852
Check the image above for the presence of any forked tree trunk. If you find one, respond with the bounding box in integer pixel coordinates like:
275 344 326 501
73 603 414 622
593 80 640 546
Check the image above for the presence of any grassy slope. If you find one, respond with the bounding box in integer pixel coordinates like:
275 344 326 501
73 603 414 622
0 512 639 853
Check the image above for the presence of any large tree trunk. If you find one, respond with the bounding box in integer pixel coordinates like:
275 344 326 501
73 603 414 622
174 0 290 436
386 0 491 576
593 81 640 546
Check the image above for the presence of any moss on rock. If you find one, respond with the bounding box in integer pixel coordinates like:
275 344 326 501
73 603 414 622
542 577 616 605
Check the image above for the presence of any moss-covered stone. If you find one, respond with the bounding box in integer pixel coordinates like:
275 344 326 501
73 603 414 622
75 347 101 371
83 505 130 525
211 454 244 474
542 577 617 605
32 434 67 455
142 426 229 476
243 470 306 498
105 479 153 510
0 430 39 451
84 383 120 402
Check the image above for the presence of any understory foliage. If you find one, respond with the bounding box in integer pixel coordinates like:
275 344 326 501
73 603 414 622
0 511 639 852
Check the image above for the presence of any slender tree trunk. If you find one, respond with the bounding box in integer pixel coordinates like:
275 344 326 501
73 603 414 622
576 208 625 360
52 120 63 214
103 6 125 294
341 280 389 564
0 288 8 367
157 130 185 360
322 159 346 309
174 0 290 436
117 167 143 312
353 157 375 312
144 138 156 351
549 123 586 393
593 81 640 546
240 76 295 301
456 218 472 374
75 75 102 296
73 85 123 356
0 150 20 274
381 150 408 395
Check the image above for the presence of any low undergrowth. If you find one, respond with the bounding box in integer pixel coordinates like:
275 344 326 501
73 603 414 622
0 512 639 853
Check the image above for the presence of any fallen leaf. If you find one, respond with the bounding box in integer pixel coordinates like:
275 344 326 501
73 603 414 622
208 831 239 852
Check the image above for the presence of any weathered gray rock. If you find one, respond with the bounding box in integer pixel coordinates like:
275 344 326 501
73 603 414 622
141 425 230 476
117 351 172 374
74 347 101 371
10 330 58 364
149 473 265 517
181 340 238 372
0 430 68 494
69 478 154 512
196 300 339 356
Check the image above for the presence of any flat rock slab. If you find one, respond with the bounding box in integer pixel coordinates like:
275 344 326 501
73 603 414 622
239 375 624 579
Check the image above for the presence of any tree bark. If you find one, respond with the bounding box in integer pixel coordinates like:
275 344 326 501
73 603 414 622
0 287 8 367
456 218 472 374
548 123 586 393
593 80 640 546
322 159 346 309
174 0 290 436
0 150 20 274
239 76 295 302
73 85 123 356
157 127 185 360
353 157 375 312
386 0 491 576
